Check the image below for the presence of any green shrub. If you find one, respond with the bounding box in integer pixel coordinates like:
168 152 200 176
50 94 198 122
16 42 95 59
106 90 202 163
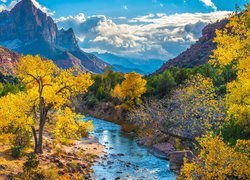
11 146 24 158
23 153 39 171
13 128 32 147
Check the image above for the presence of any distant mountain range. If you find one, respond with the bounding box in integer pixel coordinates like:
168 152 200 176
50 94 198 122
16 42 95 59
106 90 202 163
94 53 165 75
157 19 228 73
0 0 108 73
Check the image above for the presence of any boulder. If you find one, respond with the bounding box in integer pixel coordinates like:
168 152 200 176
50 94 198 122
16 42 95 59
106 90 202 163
169 151 195 174
149 143 175 160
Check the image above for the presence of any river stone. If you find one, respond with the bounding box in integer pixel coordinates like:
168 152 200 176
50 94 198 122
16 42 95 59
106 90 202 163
169 151 195 174
117 153 125 156
149 143 175 160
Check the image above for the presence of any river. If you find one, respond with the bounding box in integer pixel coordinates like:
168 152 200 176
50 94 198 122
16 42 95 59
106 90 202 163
87 116 176 180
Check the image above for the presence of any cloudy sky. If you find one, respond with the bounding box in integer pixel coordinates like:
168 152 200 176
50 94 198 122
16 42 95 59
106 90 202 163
0 0 248 60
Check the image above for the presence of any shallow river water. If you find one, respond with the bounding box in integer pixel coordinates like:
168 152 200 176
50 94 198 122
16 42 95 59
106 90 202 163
87 116 176 180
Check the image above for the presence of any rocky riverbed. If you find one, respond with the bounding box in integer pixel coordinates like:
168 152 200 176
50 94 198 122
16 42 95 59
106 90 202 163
89 116 176 179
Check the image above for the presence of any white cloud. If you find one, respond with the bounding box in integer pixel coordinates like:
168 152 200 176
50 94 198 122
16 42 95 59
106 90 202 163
0 5 6 11
56 11 230 60
199 0 217 11
123 5 128 11
1 0 7 3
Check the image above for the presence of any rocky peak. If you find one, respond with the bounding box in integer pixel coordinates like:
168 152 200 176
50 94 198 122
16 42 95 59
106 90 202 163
10 0 57 44
56 28 79 51
0 0 79 50
157 19 228 73
0 0 108 73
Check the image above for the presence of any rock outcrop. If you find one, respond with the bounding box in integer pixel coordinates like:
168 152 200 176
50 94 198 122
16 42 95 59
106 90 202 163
149 143 175 160
0 0 108 73
157 19 228 73
0 46 20 74
169 151 195 174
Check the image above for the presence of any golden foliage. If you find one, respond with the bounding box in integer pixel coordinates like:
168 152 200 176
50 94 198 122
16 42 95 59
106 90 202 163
165 74 225 138
54 108 93 144
0 55 94 151
111 72 147 102
16 55 94 109
0 92 33 145
181 134 250 179
210 5 250 130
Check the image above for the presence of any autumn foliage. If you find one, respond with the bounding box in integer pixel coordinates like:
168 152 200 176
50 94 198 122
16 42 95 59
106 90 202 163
112 72 147 106
181 133 250 179
0 55 94 153
181 5 250 178
210 5 250 131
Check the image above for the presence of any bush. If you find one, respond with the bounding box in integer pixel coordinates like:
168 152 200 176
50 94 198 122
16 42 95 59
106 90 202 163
11 146 24 158
13 128 32 147
23 153 39 171
220 120 250 146
41 166 59 180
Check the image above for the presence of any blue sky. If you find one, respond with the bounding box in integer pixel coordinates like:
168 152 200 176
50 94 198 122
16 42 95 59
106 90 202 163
25 0 248 18
0 0 249 60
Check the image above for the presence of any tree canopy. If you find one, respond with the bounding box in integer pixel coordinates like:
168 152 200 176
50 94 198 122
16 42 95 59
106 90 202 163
0 55 94 153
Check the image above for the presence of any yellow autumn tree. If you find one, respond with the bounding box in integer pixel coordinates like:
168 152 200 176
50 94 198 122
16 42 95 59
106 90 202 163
210 5 250 131
0 55 94 153
111 72 147 104
180 134 250 179
53 108 93 144
0 92 33 147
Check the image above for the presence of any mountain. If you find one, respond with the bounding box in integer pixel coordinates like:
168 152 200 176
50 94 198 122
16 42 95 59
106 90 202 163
94 53 165 74
111 64 145 74
0 46 20 74
157 19 228 73
0 0 108 73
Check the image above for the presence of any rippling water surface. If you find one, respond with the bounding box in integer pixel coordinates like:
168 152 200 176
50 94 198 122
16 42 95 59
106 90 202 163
88 117 176 180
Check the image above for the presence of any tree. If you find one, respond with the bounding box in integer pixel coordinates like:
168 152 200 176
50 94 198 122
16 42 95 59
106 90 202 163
129 74 225 144
146 70 176 97
0 55 94 153
181 134 250 179
0 92 33 147
210 5 250 132
54 108 93 144
111 72 147 104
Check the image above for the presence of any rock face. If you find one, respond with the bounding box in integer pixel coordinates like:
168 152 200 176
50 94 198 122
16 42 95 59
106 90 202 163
0 46 20 74
149 143 175 160
157 19 228 73
0 0 108 73
169 151 195 174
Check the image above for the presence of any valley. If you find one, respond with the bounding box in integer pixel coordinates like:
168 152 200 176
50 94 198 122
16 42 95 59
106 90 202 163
0 0 249 180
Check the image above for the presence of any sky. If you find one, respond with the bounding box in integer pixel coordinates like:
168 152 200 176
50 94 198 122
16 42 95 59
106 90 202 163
0 0 249 60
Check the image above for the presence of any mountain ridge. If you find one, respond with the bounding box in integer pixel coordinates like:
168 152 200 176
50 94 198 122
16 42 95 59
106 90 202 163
157 19 229 73
95 52 165 74
0 0 108 73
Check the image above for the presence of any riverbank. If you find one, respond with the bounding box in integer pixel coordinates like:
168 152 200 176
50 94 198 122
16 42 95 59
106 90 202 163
0 135 104 179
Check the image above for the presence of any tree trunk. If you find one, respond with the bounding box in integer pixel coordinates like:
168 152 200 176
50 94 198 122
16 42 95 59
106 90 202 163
35 97 46 154
31 126 38 153
36 123 44 154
